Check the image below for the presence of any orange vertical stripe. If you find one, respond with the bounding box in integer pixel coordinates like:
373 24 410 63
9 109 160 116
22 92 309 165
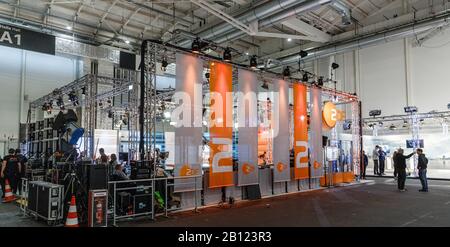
209 62 234 188
294 83 309 179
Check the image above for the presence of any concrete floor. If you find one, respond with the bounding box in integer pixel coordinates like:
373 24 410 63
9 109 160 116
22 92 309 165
2 177 450 227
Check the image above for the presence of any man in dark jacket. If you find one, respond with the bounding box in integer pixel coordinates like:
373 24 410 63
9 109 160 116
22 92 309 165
417 149 428 192
15 149 27 195
393 148 415 192
1 149 21 197
362 151 368 179
378 147 387 175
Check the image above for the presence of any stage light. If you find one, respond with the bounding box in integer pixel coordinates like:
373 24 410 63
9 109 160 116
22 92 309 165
282 67 291 77
250 55 258 69
331 62 340 70
317 76 324 86
161 58 168 72
205 72 210 79
261 80 269 90
223 47 232 62
81 87 86 95
245 52 249 56
56 96 64 110
108 110 113 119
287 38 292 42
124 40 130 44
369 110 381 117
164 112 171 119
66 26 72 31
68 90 79 106
299 50 308 58
128 85 133 90
404 106 418 113
302 72 308 82
192 38 201 53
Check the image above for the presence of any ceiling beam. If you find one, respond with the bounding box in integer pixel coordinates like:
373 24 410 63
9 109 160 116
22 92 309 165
281 17 332 42
94 0 120 37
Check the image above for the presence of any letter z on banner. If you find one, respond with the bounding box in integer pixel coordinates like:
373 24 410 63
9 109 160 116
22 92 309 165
209 62 234 188
273 79 290 182
237 69 258 186
173 54 203 192
294 83 309 179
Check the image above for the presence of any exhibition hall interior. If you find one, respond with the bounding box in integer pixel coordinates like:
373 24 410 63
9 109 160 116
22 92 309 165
0 0 450 228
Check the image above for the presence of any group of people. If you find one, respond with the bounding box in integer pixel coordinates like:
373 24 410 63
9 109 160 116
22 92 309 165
363 146 429 192
96 148 129 181
0 148 27 201
372 145 387 176
392 148 428 192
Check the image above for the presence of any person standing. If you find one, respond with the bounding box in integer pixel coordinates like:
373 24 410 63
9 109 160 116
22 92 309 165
392 150 399 180
362 150 369 179
417 149 429 192
15 148 27 195
372 146 379 175
393 148 414 192
378 147 386 176
97 148 109 164
1 149 21 197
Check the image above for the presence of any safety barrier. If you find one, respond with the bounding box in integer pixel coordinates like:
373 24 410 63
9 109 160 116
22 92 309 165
107 175 202 226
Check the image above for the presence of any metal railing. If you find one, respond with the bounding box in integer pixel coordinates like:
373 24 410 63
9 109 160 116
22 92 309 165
107 175 202 226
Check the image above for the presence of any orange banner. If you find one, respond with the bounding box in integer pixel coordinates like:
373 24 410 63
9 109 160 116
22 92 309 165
209 62 234 188
293 83 309 179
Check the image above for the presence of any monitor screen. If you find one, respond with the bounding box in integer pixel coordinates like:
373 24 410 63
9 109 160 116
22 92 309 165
119 152 128 162
406 139 424 148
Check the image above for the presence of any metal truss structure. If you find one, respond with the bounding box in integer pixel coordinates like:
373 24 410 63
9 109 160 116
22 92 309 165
28 74 138 160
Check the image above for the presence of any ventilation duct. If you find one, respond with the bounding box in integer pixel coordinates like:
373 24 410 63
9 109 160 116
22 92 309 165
268 11 450 70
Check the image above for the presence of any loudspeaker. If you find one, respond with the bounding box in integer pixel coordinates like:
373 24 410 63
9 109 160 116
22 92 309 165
82 164 108 190
52 111 65 130
322 136 329 147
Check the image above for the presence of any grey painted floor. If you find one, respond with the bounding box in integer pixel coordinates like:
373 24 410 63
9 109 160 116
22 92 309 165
2 177 450 227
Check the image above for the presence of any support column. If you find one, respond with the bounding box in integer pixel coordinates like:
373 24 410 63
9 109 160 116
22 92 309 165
19 50 27 125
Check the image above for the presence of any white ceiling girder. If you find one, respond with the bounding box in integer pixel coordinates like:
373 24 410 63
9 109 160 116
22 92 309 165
281 17 331 43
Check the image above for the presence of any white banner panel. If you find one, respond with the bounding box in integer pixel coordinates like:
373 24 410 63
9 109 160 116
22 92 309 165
272 79 291 182
174 53 203 192
237 69 259 186
310 87 324 178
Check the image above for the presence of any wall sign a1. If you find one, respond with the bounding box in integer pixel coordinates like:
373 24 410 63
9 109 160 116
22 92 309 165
0 23 55 55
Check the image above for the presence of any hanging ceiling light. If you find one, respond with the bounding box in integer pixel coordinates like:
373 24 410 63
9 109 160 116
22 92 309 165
299 50 308 58
68 90 79 106
283 66 291 77
223 47 232 62
161 58 168 72
250 55 258 69
302 72 308 82
317 76 324 86
261 80 269 90
56 96 65 110
191 38 201 53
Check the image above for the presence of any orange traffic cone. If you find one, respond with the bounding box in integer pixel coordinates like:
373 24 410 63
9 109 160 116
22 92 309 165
65 195 79 227
2 179 16 203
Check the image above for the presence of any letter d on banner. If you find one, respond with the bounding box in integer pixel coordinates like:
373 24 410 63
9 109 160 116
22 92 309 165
209 62 234 188
294 83 309 179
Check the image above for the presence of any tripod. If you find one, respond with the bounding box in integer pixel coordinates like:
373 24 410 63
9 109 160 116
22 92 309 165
63 163 88 224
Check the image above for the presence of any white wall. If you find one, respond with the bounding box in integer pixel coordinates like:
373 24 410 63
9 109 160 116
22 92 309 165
0 45 82 142
314 29 450 118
